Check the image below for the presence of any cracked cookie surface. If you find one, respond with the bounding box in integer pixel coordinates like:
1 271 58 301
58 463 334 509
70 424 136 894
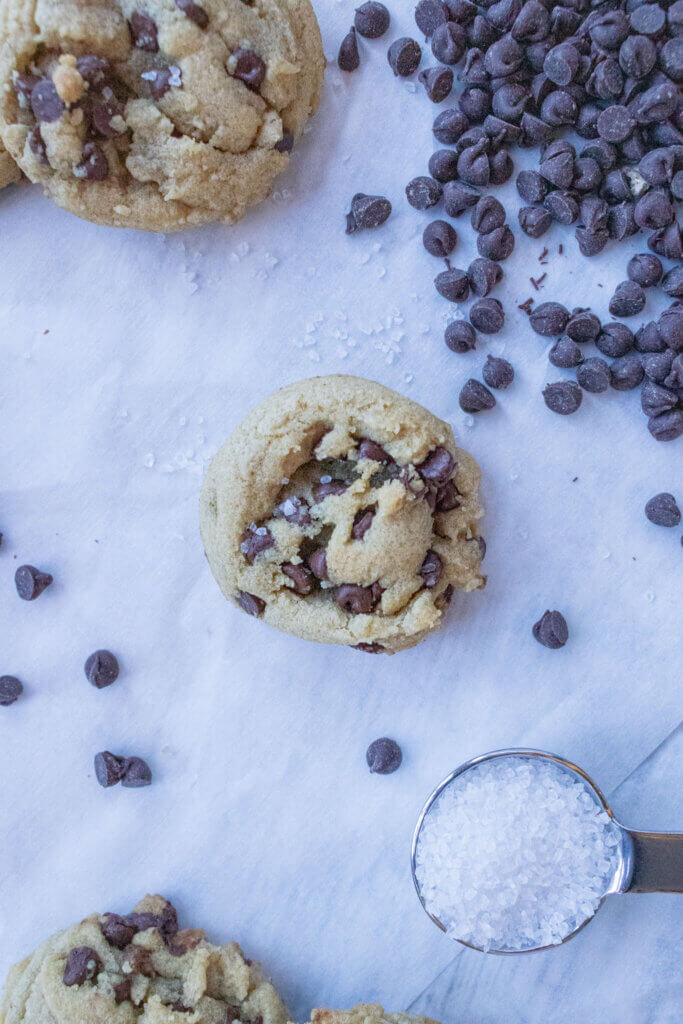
306 1005 441 1024
0 0 324 230
0 895 289 1024
199 375 485 654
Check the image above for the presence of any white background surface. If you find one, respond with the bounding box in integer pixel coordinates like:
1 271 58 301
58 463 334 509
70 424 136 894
1 3 681 1023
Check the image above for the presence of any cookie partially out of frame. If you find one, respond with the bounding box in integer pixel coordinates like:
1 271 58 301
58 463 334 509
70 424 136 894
0 895 289 1024
200 375 485 654
306 1004 441 1024
0 0 324 230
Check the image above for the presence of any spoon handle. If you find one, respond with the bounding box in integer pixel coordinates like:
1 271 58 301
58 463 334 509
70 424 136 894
625 830 683 894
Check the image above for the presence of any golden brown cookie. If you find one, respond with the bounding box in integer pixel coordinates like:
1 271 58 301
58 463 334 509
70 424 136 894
200 375 486 654
0 0 324 230
305 1005 441 1024
0 895 288 1024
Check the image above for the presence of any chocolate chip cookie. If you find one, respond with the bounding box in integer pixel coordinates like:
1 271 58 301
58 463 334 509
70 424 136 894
0 894 289 1024
200 375 485 654
0 139 20 187
307 1006 440 1024
0 0 324 230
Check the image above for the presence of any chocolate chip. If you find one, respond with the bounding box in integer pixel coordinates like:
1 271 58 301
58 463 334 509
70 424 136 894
469 297 504 334
0 676 23 707
15 564 53 601
13 72 40 107
627 253 662 288
459 378 496 412
532 610 568 649
30 79 63 122
419 550 443 588
230 50 266 91
355 2 390 38
656 307 683 352
645 493 681 528
240 524 274 563
274 132 294 153
518 205 552 237
580 196 608 235
544 191 579 226
445 320 476 352
642 350 674 384
307 548 328 581
573 156 602 193
353 642 385 653
388 37 422 76
417 446 455 485
529 301 569 337
467 257 502 296
641 381 678 419
313 478 348 501
577 356 610 393
476 224 514 261
336 584 379 614
100 913 138 948
275 495 311 527
142 66 182 100
338 27 360 71
175 0 209 28
566 311 601 344
84 650 119 689
635 191 675 231
443 179 480 216
663 267 683 302
544 43 580 87
129 11 159 52
608 280 646 319
122 945 156 977
121 756 153 788
482 355 514 389
90 95 125 137
542 381 583 415
540 89 578 127
415 0 449 37
94 751 126 788
433 107 469 144
345 192 392 232
664 354 683 391
459 85 490 122
28 126 47 162
636 82 679 124
63 947 102 987
366 737 402 774
539 149 574 189
418 65 453 102
76 55 111 86
423 219 457 257
576 226 609 256
351 507 375 541
549 335 584 369
279 562 313 596
597 321 634 357
237 591 265 616
489 148 514 186
358 438 393 464
457 140 490 185
114 980 133 1004
405 175 442 209
610 353 644 391
484 36 523 78
428 149 459 182
74 143 109 182
435 267 469 302
648 410 683 442
435 479 460 512
470 195 505 235
432 22 467 64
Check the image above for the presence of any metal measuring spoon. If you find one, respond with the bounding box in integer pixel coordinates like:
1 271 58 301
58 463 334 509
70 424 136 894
411 748 683 954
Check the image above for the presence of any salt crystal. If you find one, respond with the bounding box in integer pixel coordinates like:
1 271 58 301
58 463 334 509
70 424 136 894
415 756 621 952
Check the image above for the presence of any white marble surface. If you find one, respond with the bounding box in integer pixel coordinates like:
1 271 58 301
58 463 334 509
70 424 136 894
1 3 681 1023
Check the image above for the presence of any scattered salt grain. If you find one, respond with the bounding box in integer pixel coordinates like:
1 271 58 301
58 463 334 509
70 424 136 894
415 756 621 952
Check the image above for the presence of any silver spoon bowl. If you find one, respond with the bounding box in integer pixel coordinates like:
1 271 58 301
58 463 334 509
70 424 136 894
411 748 683 954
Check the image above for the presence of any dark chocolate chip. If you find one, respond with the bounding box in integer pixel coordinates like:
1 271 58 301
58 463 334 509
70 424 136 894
435 267 469 302
532 610 568 649
237 591 266 616
63 947 102 986
175 0 209 28
76 56 111 86
648 410 683 442
274 132 294 153
417 446 455 485
366 737 402 774
282 562 315 595
577 357 610 393
415 0 449 37
529 301 569 337
543 191 579 226
482 354 514 389
354 2 390 37
91 95 125 136
428 148 459 182
358 438 393 463
635 321 665 355
419 550 443 588
610 353 644 391
94 751 126 788
435 479 460 512
129 11 159 52
345 192 392 232
662 266 683 301
445 320 476 352
467 256 502 296
418 65 453 102
240 524 274 563
576 226 609 256
609 280 646 318
405 175 442 209
566 311 601 344
476 224 514 261
313 479 348 501
457 140 490 185
648 223 683 262
307 548 328 581
15 564 53 601
121 756 153 788
459 378 496 412
518 205 552 237
230 49 266 91
433 107 469 144
549 335 584 369
114 979 133 1005
351 507 375 540
627 253 662 288
30 79 63 122
84 650 119 689
0 676 23 707
353 642 386 653
443 179 480 216
635 191 675 231
387 37 422 76
28 126 47 162
338 27 360 71
100 913 138 948
74 142 109 182
645 493 681 528
335 584 379 614
641 381 678 418
431 22 467 64
423 219 457 257
642 350 674 384
469 297 504 334
274 495 311 527
470 195 505 234
597 322 634 358
542 381 583 414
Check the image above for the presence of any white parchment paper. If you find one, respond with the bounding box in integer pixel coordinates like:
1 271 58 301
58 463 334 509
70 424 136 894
1 4 680 1021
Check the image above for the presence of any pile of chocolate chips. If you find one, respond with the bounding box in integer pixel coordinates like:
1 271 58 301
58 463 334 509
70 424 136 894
381 0 682 441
